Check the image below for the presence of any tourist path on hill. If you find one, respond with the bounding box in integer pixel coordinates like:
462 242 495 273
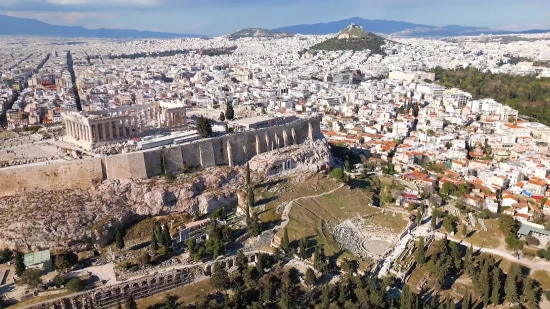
274 183 346 232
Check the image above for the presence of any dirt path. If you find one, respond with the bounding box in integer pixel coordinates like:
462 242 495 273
274 183 346 231
446 235 550 271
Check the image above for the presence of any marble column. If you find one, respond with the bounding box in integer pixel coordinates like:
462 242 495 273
121 119 126 137
93 124 99 142
66 121 72 138
107 121 113 140
77 123 83 140
140 113 145 133
99 123 105 141
87 125 93 143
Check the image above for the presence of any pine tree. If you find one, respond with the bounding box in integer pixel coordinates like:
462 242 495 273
225 103 234 120
14 251 25 276
150 233 158 252
415 237 425 265
490 267 502 305
124 294 137 309
115 230 125 249
281 228 290 254
210 261 230 291
197 116 212 138
298 238 307 260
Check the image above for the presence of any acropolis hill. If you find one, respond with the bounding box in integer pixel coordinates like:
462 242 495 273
0 116 322 198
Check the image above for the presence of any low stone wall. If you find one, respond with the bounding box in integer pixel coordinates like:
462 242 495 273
0 116 322 197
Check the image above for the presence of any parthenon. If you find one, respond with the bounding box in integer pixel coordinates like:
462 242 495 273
62 101 186 148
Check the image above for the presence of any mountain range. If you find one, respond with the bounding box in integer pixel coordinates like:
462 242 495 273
273 17 550 37
0 14 549 39
0 15 203 38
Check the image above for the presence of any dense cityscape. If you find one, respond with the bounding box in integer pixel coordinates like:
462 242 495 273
1 11 550 309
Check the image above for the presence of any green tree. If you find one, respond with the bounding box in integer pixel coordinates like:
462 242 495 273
150 232 158 252
219 112 225 122
235 251 248 276
321 283 330 309
281 228 290 254
248 210 261 237
66 277 85 292
523 278 539 309
53 275 67 287
210 261 230 291
55 255 70 272
225 103 235 120
162 224 172 248
19 269 42 289
197 116 213 138
491 267 502 305
164 295 179 309
115 229 125 249
298 238 307 260
246 163 251 187
125 294 137 309
415 237 426 265
499 214 519 238
462 293 471 309
329 168 345 182
14 252 25 276
505 263 521 303
305 267 316 288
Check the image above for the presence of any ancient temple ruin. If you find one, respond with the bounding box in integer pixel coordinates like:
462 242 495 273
62 101 186 148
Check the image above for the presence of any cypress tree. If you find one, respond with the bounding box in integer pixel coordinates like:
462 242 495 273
14 251 25 276
462 293 471 309
150 233 158 251
321 283 330 309
162 224 172 248
481 261 491 307
115 229 125 249
415 237 426 265
298 238 307 260
504 263 520 303
524 278 538 309
281 228 290 254
246 163 251 187
490 267 502 305
400 284 412 309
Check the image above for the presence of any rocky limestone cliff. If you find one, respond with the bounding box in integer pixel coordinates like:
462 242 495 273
248 138 333 176
0 166 245 252
0 138 332 252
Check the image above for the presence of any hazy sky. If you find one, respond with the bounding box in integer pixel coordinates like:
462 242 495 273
0 0 548 35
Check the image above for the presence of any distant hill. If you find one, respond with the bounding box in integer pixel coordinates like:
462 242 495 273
228 28 294 39
273 17 550 37
310 24 386 54
0 15 205 38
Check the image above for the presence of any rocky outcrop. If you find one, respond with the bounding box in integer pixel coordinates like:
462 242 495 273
0 166 245 252
0 138 332 252
248 138 333 176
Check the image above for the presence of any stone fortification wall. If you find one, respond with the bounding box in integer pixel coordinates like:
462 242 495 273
0 116 322 197
0 159 103 197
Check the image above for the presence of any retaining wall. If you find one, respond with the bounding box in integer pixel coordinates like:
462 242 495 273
0 116 322 197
